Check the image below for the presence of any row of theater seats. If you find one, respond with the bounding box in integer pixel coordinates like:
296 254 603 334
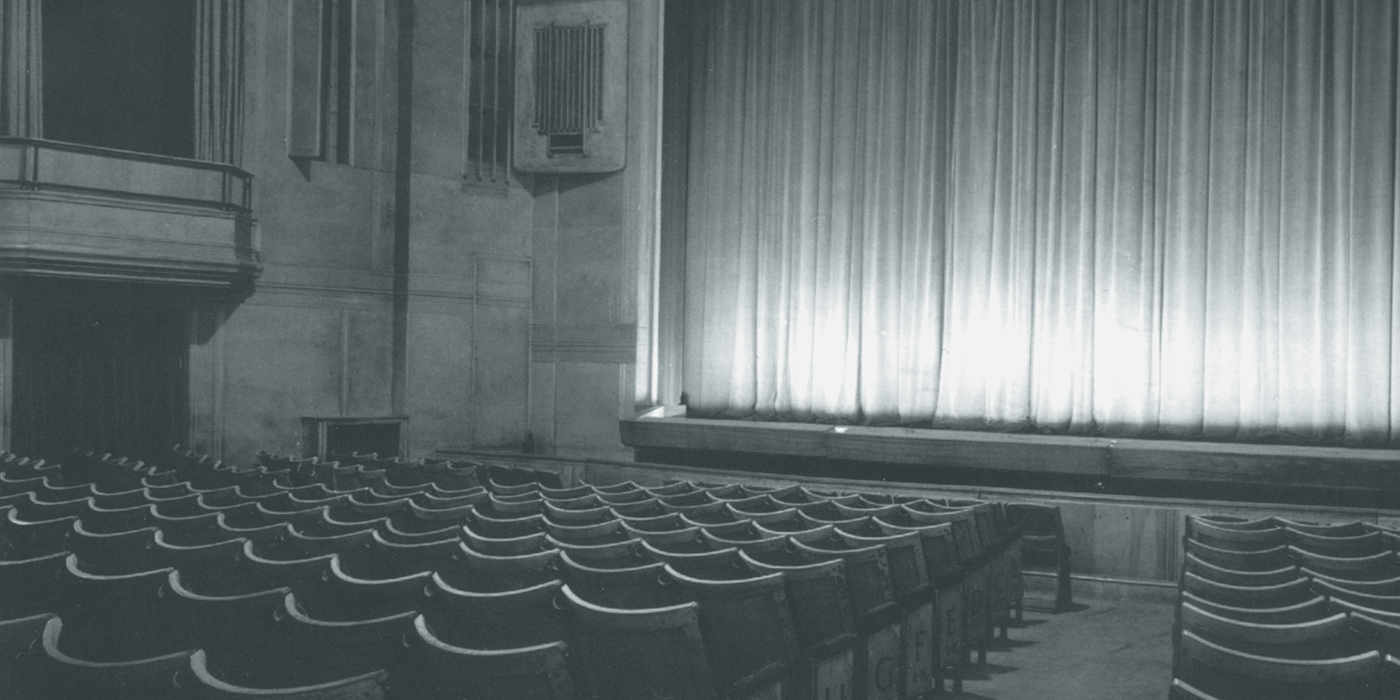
1171 513 1400 699
0 448 1028 699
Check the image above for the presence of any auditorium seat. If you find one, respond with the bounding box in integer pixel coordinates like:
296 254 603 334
1305 570 1400 595
379 518 461 545
60 556 182 660
557 549 679 609
1185 540 1293 572
1005 502 1074 613
0 612 53 699
81 501 157 534
610 497 668 519
641 541 742 579
1182 553 1301 587
538 484 595 500
463 524 548 555
543 499 614 525
1182 572 1314 609
1311 579 1400 613
738 548 860 696
1179 591 1331 624
1171 628 1383 700
422 574 568 648
449 543 561 592
0 550 70 619
40 615 193 700
1291 547 1398 581
151 509 223 546
341 530 463 579
403 615 576 700
87 484 149 510
150 532 247 596
281 526 377 559
702 520 782 550
297 556 432 621
239 541 334 592
1286 528 1386 557
1177 601 1368 660
470 507 546 538
186 649 390 700
1 508 76 559
665 565 799 699
542 517 631 546
69 521 159 574
560 583 719 700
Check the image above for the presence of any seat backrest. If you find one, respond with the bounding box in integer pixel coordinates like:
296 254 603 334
1181 571 1313 608
667 565 801 691
404 615 575 700
163 569 289 663
1178 591 1331 624
69 520 159 574
558 550 679 609
1288 545 1394 577
186 649 389 700
1175 628 1381 700
451 543 562 592
791 537 896 619
1184 539 1293 572
348 531 464 579
1188 518 1287 552
151 532 248 596
641 541 744 580
60 555 181 660
271 592 418 688
423 574 569 648
1178 601 1363 657
739 549 856 649
1286 528 1385 557
240 540 335 592
1182 552 1300 587
0 550 71 619
298 556 432 621
837 529 929 599
41 616 192 700
462 525 549 556
562 584 718 700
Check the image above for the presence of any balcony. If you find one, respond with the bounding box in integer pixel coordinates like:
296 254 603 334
0 137 259 287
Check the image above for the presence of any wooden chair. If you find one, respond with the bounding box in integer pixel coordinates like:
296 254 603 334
422 574 569 649
667 565 800 699
561 584 719 700
1171 628 1383 700
401 615 576 700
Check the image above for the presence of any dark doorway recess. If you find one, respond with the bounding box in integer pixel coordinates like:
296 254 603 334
12 280 191 460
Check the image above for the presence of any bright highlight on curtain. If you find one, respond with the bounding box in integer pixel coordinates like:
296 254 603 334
679 0 1400 445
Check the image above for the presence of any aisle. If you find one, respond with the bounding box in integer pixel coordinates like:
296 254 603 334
956 596 1175 699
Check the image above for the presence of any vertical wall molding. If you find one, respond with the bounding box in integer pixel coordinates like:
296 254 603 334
0 0 43 138
390 0 413 415
0 289 11 449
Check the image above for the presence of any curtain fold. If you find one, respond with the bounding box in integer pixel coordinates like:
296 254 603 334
681 0 1400 445
0 0 42 137
194 0 245 164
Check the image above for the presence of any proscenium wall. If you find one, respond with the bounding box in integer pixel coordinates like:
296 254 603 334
196 0 657 467
200 0 532 467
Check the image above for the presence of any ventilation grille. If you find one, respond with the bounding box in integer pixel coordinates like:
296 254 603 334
533 23 605 154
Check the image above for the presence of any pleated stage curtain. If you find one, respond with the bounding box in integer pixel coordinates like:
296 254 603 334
194 0 244 164
680 0 1400 444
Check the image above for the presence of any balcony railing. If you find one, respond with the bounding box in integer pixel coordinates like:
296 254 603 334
0 137 259 286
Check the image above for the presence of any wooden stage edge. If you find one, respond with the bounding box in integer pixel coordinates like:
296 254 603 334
616 410 1400 497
